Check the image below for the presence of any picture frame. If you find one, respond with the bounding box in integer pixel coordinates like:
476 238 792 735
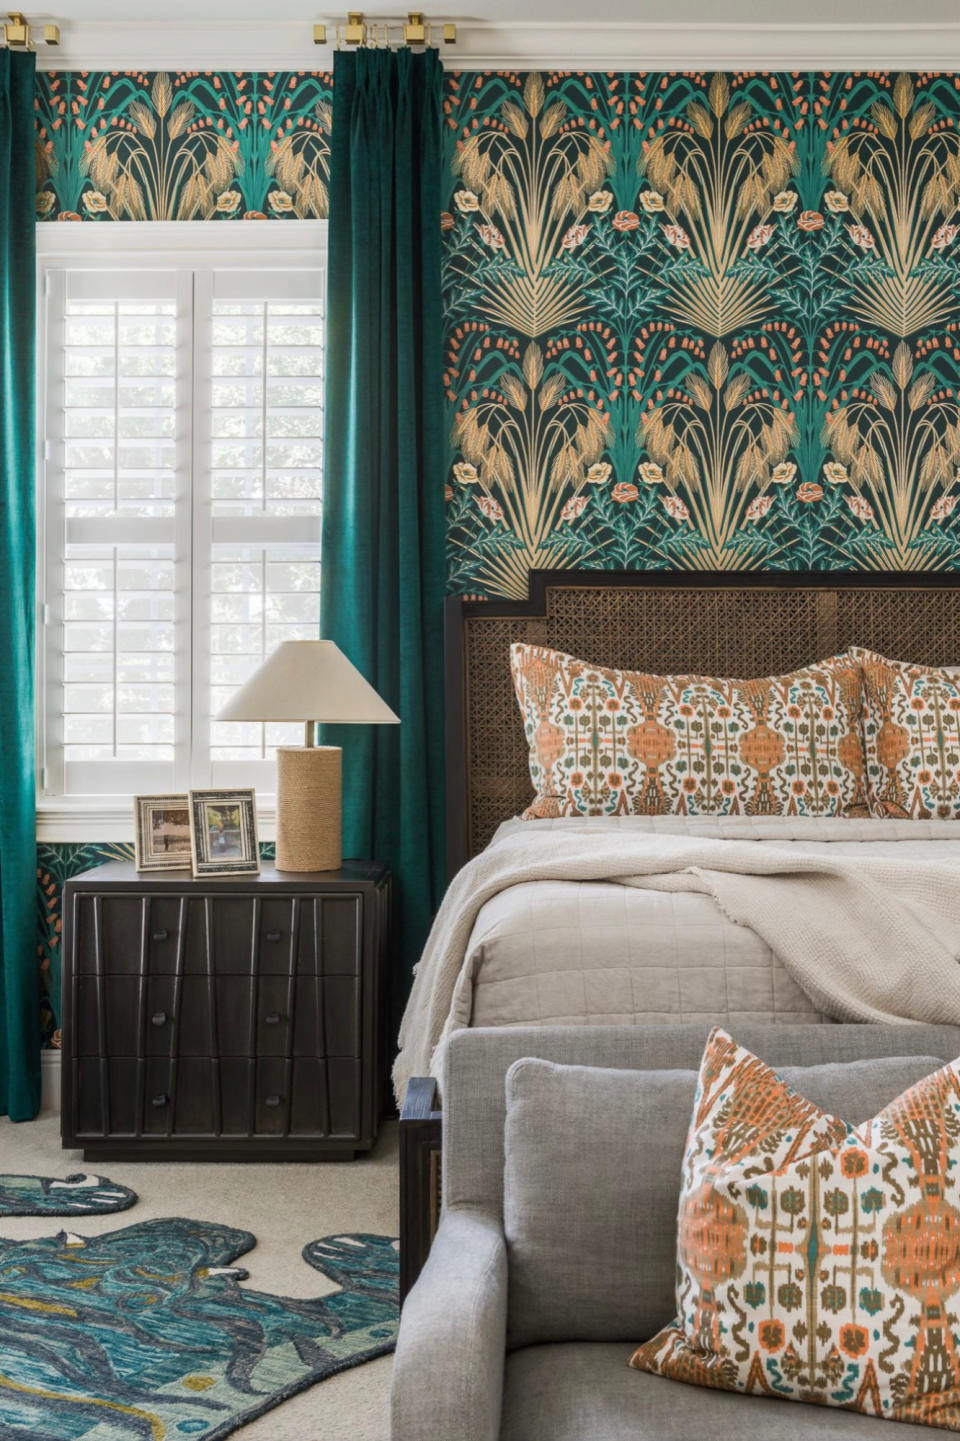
133 794 193 871
188 789 260 878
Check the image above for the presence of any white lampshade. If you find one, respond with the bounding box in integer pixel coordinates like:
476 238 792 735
217 640 400 725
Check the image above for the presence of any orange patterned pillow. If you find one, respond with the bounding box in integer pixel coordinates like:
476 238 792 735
510 644 869 820
631 1028 960 1430
850 647 960 820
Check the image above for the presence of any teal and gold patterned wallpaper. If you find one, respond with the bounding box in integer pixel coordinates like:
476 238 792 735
33 67 960 593
442 71 960 596
35 70 332 220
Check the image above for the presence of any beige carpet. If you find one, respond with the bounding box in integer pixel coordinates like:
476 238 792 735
0 1092 396 1440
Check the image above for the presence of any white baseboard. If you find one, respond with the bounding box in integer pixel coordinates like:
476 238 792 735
41 1051 61 1116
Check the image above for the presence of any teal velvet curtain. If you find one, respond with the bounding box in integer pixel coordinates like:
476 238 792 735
0 50 38 1121
320 47 446 1021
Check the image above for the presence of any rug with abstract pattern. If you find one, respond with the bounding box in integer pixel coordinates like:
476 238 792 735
0 1221 399 1439
0 1172 137 1217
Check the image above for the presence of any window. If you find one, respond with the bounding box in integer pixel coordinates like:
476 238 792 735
38 228 326 805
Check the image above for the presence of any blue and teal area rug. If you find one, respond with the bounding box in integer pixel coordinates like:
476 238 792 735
0 1172 137 1217
0 1221 398 1439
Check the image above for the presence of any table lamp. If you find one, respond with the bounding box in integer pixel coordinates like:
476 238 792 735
217 640 400 873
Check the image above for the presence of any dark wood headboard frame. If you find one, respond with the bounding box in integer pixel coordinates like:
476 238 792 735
444 568 960 878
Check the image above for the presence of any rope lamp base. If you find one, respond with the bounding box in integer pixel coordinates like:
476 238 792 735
275 745 342 872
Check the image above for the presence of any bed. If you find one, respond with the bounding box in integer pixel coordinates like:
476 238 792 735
398 567 960 1297
459 815 960 1032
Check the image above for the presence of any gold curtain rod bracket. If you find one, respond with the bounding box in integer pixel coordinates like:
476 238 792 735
4 12 29 47
3 12 61 48
343 11 366 44
324 10 455 47
403 11 426 44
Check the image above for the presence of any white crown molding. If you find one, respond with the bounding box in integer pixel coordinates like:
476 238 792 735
454 21 960 71
41 21 328 70
40 20 960 74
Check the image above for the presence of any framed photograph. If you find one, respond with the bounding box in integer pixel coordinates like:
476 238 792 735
188 789 260 878
133 794 193 871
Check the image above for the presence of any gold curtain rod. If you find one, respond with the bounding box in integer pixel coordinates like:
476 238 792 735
2 12 59 47
313 12 455 47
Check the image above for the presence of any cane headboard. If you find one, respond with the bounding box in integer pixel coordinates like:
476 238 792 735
444 569 960 876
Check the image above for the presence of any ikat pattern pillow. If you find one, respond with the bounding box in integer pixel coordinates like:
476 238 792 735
630 1028 960 1431
510 644 869 820
850 646 960 820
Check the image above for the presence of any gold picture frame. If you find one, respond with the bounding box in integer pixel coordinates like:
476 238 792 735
133 794 193 871
188 789 260 878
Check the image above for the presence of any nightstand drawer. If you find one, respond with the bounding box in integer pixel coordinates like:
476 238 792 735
75 976 178 1058
74 972 362 1060
255 974 360 1058
74 895 185 976
254 1058 362 1137
73 892 365 977
75 975 253 1058
73 1056 364 1141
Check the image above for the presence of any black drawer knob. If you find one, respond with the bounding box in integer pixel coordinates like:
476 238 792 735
150 1011 168 1027
151 1094 169 1108
265 929 282 942
264 1094 282 1108
152 929 169 942
264 1011 281 1026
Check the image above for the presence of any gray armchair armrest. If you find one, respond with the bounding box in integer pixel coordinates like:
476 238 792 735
391 1206 507 1441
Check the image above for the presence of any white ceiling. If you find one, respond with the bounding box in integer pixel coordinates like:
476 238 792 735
40 0 960 25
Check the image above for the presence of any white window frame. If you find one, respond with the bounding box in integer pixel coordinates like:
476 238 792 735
36 221 328 842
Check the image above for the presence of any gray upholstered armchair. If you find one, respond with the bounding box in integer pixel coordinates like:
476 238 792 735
391 1021 960 1441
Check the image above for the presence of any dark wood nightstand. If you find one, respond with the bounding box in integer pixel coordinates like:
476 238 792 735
61 859 391 1162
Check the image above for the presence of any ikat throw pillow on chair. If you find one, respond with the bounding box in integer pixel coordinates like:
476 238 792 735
630 1026 960 1430
510 643 869 820
850 646 960 820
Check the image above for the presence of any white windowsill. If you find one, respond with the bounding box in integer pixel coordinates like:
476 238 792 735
36 800 278 845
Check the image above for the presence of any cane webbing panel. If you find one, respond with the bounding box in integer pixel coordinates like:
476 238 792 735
459 580 960 859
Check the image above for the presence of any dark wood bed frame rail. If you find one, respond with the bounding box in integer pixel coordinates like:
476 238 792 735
399 565 960 1301
398 1077 441 1301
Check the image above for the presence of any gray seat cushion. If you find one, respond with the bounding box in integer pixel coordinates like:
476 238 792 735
500 1342 917 1440
503 1053 944 1348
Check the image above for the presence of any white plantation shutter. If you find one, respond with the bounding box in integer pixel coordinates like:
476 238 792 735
40 244 326 801
199 272 324 789
43 269 189 797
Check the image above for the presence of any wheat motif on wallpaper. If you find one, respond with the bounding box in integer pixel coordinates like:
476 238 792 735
442 70 960 597
640 72 797 339
35 71 332 221
450 71 612 337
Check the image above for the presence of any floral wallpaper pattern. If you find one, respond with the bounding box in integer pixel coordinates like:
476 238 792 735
35 70 332 221
441 71 960 596
34 69 960 593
